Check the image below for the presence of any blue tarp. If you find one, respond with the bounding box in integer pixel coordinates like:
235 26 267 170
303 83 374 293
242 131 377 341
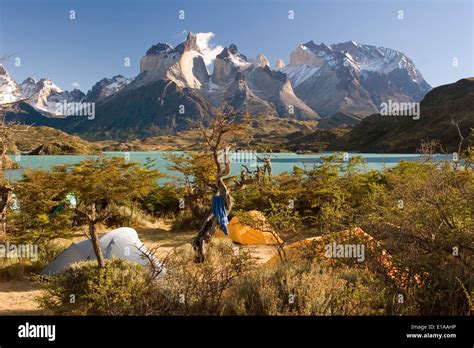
211 194 229 235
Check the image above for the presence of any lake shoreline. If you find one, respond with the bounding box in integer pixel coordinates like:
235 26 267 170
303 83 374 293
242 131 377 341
4 151 449 182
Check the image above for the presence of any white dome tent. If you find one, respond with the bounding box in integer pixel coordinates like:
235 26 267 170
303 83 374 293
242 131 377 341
41 227 163 276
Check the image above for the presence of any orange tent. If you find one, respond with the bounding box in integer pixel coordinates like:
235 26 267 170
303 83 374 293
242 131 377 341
266 227 419 289
214 210 282 245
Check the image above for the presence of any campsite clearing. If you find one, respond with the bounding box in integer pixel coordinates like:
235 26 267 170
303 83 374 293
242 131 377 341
0 225 280 315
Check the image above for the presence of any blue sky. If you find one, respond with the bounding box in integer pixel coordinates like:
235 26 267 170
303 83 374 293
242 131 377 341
1 0 472 91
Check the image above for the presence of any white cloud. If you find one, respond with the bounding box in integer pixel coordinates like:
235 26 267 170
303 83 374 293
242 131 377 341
195 32 224 66
71 81 80 88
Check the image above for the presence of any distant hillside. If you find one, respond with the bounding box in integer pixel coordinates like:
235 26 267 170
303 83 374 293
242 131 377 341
99 115 319 152
284 127 351 152
11 125 100 155
328 78 474 153
318 112 363 129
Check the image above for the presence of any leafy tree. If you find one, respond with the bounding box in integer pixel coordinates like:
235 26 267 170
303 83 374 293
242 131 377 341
0 85 34 236
12 168 74 243
165 151 216 219
63 157 160 268
191 108 245 262
14 157 160 268
362 159 474 314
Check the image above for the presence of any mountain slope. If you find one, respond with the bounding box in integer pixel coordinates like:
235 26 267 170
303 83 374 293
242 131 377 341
1 35 435 141
21 34 318 140
11 126 99 155
318 111 363 129
6 80 215 141
84 75 132 103
328 78 474 153
209 44 318 119
279 40 431 117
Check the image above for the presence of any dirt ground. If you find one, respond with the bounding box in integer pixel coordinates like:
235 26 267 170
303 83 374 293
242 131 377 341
0 225 279 315
0 280 44 315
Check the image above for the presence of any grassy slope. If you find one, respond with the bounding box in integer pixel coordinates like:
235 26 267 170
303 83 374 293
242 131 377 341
11 126 101 155
98 115 321 152
328 78 474 153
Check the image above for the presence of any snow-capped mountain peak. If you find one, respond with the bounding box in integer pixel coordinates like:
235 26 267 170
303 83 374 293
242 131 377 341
20 77 38 97
286 40 427 85
21 77 62 99
139 32 209 88
211 44 252 85
85 75 131 102
145 43 173 55
283 40 431 117
0 64 21 104
18 77 86 116
216 44 250 68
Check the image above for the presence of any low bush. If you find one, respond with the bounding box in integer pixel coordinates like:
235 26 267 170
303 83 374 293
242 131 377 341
171 210 202 231
37 258 155 315
38 240 255 315
149 239 255 315
224 261 390 315
0 260 42 281
38 239 403 316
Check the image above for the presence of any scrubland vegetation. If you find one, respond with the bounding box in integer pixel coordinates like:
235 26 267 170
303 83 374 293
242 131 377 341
1 146 472 315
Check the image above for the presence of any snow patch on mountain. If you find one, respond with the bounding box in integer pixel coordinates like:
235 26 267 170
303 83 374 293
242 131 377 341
279 64 320 87
85 75 131 102
285 40 431 117
290 40 425 84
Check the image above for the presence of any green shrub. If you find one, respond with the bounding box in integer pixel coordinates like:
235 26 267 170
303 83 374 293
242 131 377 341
38 240 255 316
38 258 155 315
171 210 202 231
362 160 474 315
142 185 182 216
0 260 40 281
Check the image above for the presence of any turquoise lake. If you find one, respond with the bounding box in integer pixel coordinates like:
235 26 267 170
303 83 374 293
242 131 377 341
4 152 448 182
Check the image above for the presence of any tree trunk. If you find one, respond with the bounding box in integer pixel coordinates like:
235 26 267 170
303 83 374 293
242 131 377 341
0 185 11 236
193 162 233 263
87 203 105 268
193 213 218 263
0 143 7 170
89 221 105 268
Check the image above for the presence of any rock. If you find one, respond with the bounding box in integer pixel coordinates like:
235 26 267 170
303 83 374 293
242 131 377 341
250 54 270 67
275 59 286 69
